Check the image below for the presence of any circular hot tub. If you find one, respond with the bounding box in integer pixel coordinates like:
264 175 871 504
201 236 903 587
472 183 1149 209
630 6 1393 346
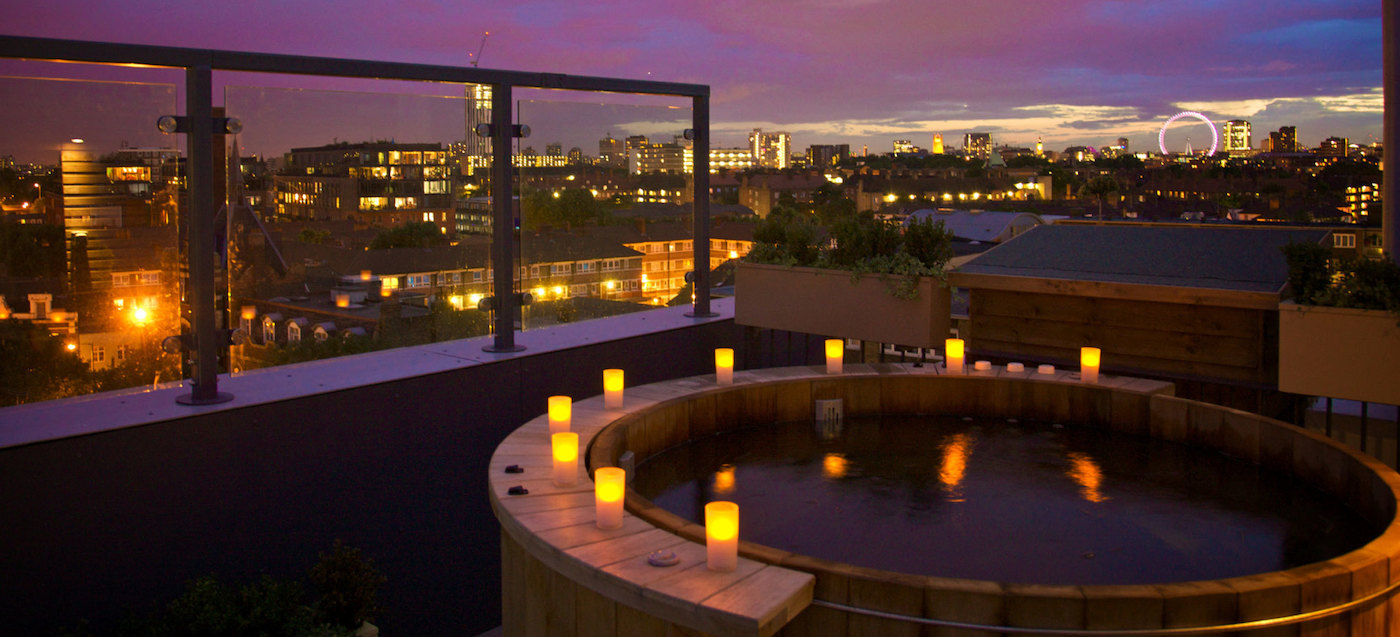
631 413 1378 587
579 368 1400 634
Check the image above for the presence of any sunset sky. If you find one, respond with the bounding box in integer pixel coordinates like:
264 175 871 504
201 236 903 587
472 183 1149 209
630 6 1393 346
1 0 1384 159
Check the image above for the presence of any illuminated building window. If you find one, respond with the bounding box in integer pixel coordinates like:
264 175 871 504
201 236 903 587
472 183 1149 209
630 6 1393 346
1334 233 1356 249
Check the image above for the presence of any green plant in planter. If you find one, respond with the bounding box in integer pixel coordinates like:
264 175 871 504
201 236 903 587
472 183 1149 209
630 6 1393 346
746 208 953 299
747 207 821 267
1282 241 1400 315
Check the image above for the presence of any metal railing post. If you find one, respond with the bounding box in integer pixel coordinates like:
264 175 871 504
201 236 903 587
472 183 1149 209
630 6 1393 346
177 63 232 405
1385 0 1397 263
688 94 716 318
485 83 524 353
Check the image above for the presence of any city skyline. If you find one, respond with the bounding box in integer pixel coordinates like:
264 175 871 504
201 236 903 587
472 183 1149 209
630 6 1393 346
0 0 1385 159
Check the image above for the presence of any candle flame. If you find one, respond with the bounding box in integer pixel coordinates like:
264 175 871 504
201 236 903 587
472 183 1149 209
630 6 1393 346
597 481 623 502
709 517 737 541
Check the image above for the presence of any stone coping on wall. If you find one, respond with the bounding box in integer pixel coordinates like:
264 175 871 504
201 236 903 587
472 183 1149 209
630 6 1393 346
538 363 1400 633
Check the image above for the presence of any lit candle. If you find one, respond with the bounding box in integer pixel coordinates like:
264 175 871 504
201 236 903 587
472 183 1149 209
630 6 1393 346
335 293 350 308
360 269 372 281
1081 347 1101 384
1038 364 1056 375
715 348 734 385
548 395 572 434
603 369 624 410
825 339 843 374
705 500 739 571
552 432 578 487
240 306 257 321
945 338 965 374
594 466 626 529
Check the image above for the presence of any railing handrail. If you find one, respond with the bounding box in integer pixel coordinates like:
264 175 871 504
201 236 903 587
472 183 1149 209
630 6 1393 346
0 35 713 404
0 35 708 97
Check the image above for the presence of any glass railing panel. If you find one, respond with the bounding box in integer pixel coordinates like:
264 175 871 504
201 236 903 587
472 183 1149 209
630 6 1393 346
514 97 694 330
0 62 181 407
223 80 492 372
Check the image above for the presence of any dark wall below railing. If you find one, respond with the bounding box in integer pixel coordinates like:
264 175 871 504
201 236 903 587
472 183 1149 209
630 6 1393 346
0 318 745 636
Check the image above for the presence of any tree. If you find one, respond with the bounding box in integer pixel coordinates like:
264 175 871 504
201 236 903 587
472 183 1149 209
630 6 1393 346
310 540 386 630
1081 176 1119 217
369 221 445 249
521 188 609 231
1006 155 1049 169
91 346 181 394
297 228 332 244
0 220 66 279
0 320 92 406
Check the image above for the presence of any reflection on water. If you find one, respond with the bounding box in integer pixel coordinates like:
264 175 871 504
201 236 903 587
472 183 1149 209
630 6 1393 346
712 464 736 495
1066 451 1108 503
633 415 1380 585
938 433 973 502
822 453 848 480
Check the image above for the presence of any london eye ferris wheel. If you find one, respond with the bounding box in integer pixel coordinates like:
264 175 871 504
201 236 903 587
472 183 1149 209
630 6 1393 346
1158 111 1219 156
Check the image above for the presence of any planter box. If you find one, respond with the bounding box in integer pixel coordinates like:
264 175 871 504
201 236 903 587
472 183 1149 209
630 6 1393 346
1279 302 1400 405
735 262 952 348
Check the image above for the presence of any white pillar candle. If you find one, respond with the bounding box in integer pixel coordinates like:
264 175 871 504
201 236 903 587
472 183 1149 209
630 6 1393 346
715 348 734 385
1081 347 1101 384
548 395 572 434
594 467 626 529
603 369 624 410
705 501 739 571
825 339 843 374
552 432 579 487
945 338 965 375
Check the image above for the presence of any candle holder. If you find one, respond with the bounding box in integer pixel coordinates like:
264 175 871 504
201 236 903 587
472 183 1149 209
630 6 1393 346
595 467 626 529
552 432 578 487
825 339 843 374
715 348 734 385
705 501 739 571
603 369 624 410
548 395 572 434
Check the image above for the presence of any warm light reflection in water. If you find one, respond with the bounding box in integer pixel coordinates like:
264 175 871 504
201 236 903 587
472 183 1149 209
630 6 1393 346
1067 452 1108 503
713 464 736 494
822 453 848 480
939 433 973 501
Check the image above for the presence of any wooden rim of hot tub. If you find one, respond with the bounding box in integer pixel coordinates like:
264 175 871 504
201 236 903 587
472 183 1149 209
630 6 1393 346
491 364 1400 635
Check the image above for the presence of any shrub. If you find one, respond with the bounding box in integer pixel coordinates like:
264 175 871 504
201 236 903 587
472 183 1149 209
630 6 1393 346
746 210 953 299
1283 241 1400 314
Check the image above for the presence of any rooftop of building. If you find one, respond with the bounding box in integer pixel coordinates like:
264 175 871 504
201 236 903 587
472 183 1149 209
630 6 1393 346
956 224 1329 294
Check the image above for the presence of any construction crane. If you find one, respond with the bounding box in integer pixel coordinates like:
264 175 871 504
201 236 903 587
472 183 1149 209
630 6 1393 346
470 31 489 68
